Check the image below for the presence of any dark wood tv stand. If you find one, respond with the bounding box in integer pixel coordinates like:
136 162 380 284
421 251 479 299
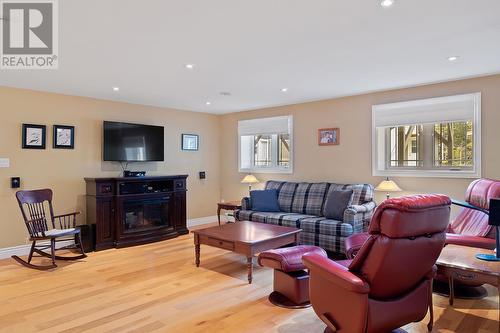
85 175 188 251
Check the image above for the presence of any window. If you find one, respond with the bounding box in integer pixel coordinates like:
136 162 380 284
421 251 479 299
388 125 423 167
433 121 473 167
372 93 481 178
239 116 293 173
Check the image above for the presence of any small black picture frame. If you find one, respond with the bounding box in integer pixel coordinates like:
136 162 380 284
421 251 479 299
22 124 46 149
181 134 199 151
53 125 75 149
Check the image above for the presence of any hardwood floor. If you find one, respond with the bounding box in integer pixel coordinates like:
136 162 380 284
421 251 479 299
0 228 498 333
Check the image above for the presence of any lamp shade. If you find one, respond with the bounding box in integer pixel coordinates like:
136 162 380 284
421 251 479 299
375 178 402 192
241 174 259 184
489 198 500 226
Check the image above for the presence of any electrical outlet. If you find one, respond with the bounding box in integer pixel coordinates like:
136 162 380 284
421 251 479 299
11 177 20 188
0 158 9 168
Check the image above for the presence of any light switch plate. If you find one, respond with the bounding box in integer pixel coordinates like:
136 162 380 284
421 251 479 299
0 158 9 168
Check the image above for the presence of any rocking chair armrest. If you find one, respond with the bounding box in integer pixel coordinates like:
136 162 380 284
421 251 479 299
53 211 80 229
53 211 80 219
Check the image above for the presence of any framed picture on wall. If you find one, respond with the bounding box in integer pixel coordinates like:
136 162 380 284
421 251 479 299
22 124 46 149
53 125 75 149
181 134 199 151
318 128 340 146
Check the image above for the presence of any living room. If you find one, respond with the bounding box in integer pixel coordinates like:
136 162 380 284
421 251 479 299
0 1 499 332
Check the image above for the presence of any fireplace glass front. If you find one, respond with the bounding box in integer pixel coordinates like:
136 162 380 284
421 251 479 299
122 198 170 233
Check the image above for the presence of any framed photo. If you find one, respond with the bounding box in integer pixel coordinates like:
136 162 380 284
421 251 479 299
318 128 340 146
182 134 199 151
22 124 46 149
53 125 75 149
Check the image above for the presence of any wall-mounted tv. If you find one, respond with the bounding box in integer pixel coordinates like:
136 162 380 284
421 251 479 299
103 121 164 162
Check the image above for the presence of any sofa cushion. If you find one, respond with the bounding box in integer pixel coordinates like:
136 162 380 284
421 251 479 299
235 210 278 223
265 181 298 213
300 217 354 237
323 189 353 220
266 213 317 228
291 182 329 215
327 183 374 205
250 189 280 212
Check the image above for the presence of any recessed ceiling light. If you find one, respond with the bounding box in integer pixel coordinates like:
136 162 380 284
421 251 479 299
448 56 459 62
112 87 120 92
380 0 394 7
220 92 231 96
281 88 288 92
185 64 195 69
205 101 211 106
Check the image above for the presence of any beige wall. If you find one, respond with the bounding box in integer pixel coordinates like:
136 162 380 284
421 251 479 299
2 74 499 249
0 87 221 248
219 75 500 213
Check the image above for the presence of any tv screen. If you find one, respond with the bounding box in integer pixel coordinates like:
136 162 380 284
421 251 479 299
103 121 164 162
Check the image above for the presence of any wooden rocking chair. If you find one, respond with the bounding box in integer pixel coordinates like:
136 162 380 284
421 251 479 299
13 189 87 270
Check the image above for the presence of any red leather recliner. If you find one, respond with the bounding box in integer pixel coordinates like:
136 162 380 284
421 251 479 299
446 178 500 249
303 194 451 333
345 178 500 259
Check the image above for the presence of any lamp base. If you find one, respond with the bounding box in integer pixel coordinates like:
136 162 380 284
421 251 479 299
475 253 500 262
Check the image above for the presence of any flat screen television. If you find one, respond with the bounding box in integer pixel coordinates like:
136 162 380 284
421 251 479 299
103 121 164 162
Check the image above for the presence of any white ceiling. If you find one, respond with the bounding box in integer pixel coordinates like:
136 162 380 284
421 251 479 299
1 0 500 114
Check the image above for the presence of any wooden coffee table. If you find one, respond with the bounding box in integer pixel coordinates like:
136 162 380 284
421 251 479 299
436 244 500 328
193 221 301 284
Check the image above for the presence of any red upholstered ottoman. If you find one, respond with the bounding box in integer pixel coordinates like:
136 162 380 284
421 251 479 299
258 245 327 308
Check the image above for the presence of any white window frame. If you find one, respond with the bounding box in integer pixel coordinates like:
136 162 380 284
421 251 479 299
238 115 293 174
372 93 481 178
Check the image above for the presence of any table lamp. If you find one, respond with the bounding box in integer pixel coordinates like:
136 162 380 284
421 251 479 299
476 198 500 262
375 177 402 200
241 174 259 194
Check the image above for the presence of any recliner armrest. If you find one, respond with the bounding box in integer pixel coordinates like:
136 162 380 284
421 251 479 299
303 253 369 294
345 233 370 259
445 233 496 250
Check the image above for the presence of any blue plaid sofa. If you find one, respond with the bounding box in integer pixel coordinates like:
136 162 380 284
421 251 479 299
235 181 376 254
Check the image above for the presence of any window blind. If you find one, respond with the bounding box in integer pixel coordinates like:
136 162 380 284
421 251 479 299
373 93 480 127
238 116 291 136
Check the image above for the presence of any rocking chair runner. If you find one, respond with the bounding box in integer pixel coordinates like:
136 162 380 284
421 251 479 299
13 189 87 270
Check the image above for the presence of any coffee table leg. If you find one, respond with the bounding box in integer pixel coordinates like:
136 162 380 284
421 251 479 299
217 206 222 226
247 257 253 284
195 244 200 267
448 276 454 306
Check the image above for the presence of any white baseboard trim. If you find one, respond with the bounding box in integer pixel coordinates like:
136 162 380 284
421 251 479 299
0 240 75 260
187 215 219 228
1 216 221 258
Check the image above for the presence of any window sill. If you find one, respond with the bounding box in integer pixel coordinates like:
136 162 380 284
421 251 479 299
373 168 481 179
239 168 293 174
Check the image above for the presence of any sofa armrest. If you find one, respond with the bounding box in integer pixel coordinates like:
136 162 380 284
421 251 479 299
241 197 251 210
446 233 496 250
303 253 369 294
343 201 376 233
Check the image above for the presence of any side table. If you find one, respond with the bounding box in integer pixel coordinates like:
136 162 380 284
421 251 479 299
436 244 499 331
217 201 242 226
